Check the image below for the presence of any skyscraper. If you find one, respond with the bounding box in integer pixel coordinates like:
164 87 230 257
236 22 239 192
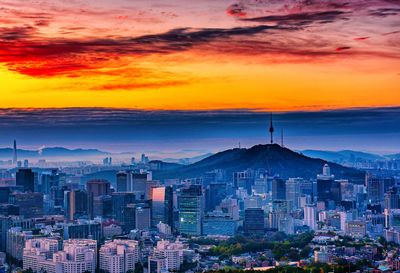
40 169 60 194
111 192 136 230
87 179 111 197
151 186 174 229
205 183 227 212
64 190 88 221
13 140 17 166
244 208 264 234
87 179 111 219
272 178 286 200
116 171 129 192
10 192 44 218
366 174 395 204
178 185 204 236
116 171 148 196
286 178 302 210
135 204 151 230
317 164 336 206
304 205 317 230
16 169 35 192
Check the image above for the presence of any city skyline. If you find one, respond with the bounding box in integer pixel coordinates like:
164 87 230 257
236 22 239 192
1 1 400 272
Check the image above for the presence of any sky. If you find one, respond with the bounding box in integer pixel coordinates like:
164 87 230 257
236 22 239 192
0 0 399 153
0 107 399 155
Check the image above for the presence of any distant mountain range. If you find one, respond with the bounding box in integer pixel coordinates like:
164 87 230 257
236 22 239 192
154 144 365 182
0 147 108 159
163 153 214 165
299 150 386 162
387 153 400 160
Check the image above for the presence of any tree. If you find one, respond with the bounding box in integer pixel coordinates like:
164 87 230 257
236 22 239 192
134 262 144 273
22 269 34 273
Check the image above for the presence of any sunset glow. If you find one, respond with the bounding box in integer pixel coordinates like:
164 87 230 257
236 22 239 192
1 0 399 111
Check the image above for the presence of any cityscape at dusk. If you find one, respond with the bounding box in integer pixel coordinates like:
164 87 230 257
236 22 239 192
0 1 400 273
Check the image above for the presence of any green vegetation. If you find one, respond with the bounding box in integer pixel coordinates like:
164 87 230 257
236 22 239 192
207 232 314 260
134 262 144 273
207 262 366 273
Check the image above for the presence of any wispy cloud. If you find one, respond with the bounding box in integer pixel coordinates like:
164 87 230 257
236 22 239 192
0 0 398 83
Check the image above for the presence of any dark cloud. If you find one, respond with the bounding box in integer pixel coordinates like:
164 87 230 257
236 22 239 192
336 46 351 51
0 25 37 40
241 10 349 26
0 25 279 77
369 8 400 17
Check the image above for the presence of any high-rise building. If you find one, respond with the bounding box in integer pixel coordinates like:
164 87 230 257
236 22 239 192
151 186 174 229
112 192 136 231
205 183 227 212
92 195 112 219
153 240 184 271
116 171 148 196
317 164 337 205
40 169 61 195
0 187 10 203
217 198 240 221
285 178 302 210
178 185 204 236
23 238 61 273
385 189 400 210
135 204 151 230
269 200 289 230
244 208 264 234
10 192 44 218
65 222 102 241
87 179 111 219
233 169 254 194
64 190 88 221
366 174 395 204
7 228 34 261
87 179 111 197
304 205 317 230
116 172 129 192
13 140 17 166
16 169 35 192
272 178 286 200
202 214 237 236
99 240 140 273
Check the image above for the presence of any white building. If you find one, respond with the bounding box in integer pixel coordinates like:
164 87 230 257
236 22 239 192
153 240 184 271
304 205 317 230
23 239 97 273
99 240 140 273
23 238 60 273
314 249 330 264
157 222 172 235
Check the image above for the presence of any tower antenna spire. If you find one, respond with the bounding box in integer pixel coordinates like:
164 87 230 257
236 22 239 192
281 128 284 147
269 113 274 144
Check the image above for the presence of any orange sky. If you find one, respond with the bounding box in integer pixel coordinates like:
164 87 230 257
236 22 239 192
0 0 399 111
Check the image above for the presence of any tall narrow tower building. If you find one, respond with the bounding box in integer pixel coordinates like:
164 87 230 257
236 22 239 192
269 113 274 144
13 140 17 166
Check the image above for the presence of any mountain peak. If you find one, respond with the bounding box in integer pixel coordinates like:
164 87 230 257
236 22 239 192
155 143 365 182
